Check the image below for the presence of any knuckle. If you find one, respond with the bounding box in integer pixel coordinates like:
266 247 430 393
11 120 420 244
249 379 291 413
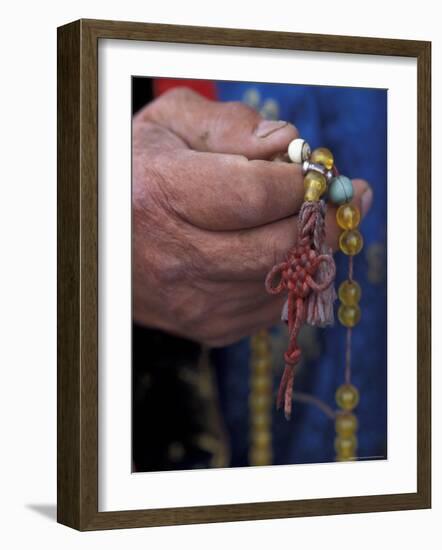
144 239 188 288
174 297 209 331
142 87 196 120
222 100 257 120
156 272 210 330
158 86 201 107
158 258 183 286
191 239 226 280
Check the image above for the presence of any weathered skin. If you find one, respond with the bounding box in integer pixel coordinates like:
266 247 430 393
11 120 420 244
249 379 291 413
132 87 372 347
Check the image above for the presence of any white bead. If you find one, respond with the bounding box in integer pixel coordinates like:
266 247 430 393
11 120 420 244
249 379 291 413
288 138 311 164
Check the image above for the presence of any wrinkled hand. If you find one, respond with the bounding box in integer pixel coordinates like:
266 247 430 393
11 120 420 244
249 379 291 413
133 88 372 346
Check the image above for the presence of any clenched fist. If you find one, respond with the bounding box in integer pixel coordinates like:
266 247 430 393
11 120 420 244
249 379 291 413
132 88 372 347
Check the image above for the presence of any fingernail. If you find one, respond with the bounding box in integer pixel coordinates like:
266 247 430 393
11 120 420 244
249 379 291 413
255 120 288 138
361 187 373 217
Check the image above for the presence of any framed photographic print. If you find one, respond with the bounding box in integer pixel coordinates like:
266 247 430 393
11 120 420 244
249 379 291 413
57 19 431 530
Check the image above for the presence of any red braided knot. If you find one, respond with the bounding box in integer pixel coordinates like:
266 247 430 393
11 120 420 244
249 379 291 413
265 201 336 420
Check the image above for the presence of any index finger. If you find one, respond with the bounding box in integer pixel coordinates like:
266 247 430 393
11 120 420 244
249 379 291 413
154 148 305 231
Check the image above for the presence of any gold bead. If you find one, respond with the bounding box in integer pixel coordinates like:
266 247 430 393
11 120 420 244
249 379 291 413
253 357 271 375
249 447 272 466
335 435 357 458
338 280 361 306
251 412 271 430
304 186 321 202
251 336 269 355
304 170 326 201
335 434 357 452
250 394 271 414
251 430 271 449
336 204 361 230
250 375 270 393
310 147 334 170
338 304 361 327
339 229 364 255
335 412 358 437
336 384 360 411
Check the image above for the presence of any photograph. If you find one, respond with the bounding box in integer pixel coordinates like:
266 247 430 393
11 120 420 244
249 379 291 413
1 0 436 542
131 77 387 472
55 19 430 530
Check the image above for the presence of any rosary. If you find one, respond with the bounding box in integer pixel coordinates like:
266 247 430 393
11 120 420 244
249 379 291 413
249 138 363 464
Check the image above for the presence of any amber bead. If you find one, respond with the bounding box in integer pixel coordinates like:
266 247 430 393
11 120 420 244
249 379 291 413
304 170 327 201
338 280 361 306
338 304 361 327
253 357 271 375
335 435 357 461
250 394 271 414
251 375 270 393
310 147 334 170
336 203 361 230
335 412 358 437
249 447 272 466
335 384 360 411
337 455 356 462
251 335 269 355
251 413 271 430
252 430 271 449
339 229 364 255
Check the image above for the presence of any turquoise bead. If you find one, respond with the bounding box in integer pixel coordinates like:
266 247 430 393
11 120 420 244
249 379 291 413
328 175 354 205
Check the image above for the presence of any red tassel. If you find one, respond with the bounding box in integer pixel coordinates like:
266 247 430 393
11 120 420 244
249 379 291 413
265 200 336 419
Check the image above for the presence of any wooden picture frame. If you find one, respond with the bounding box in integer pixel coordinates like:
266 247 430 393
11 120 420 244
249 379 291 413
57 18 431 531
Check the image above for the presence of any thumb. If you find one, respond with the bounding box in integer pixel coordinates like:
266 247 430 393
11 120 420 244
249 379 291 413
141 86 299 160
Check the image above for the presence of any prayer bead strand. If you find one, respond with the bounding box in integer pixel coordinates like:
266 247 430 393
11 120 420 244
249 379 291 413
334 200 363 461
259 138 368 463
297 143 362 460
289 139 365 461
249 330 273 466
